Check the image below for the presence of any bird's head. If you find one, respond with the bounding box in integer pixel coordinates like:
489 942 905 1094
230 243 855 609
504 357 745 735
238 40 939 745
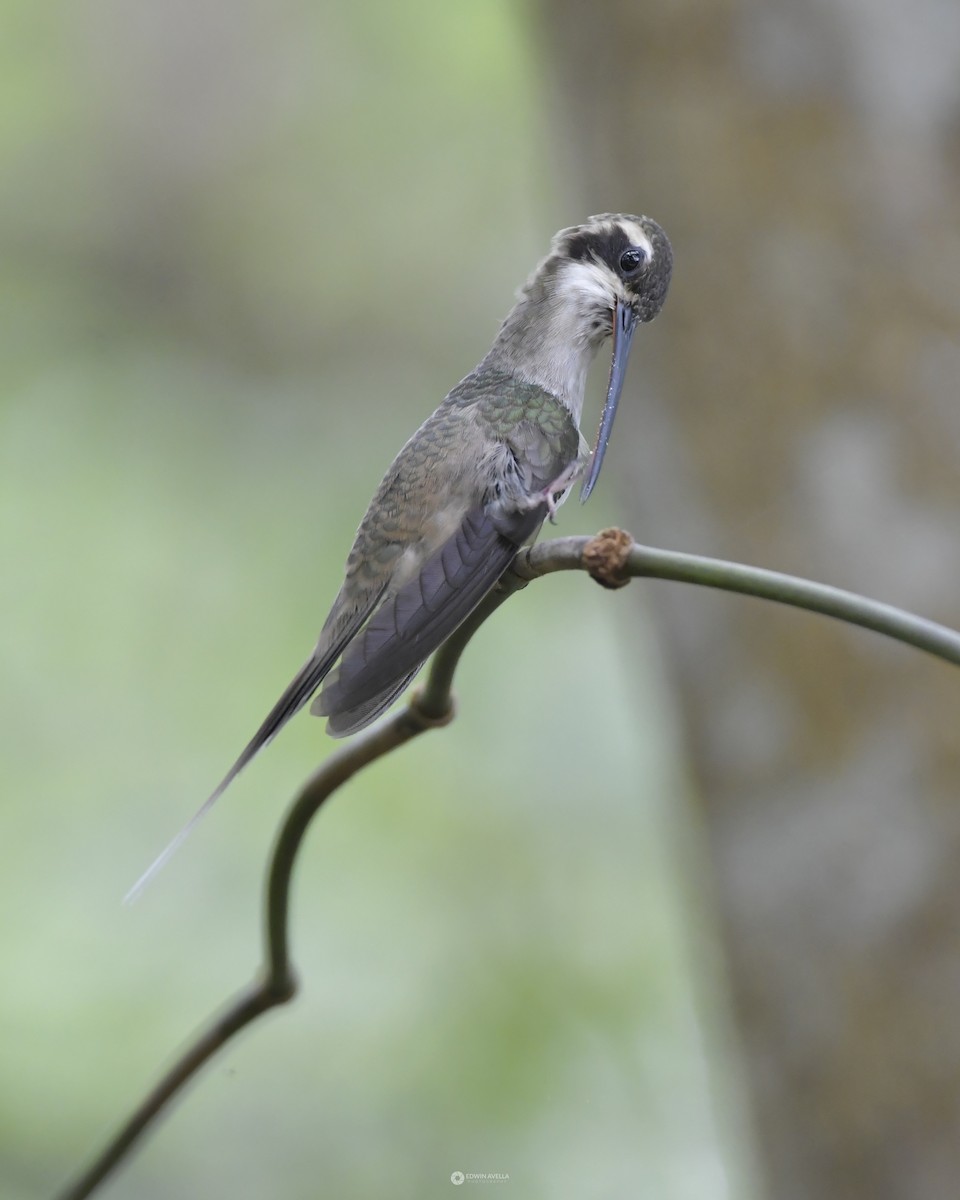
549 213 673 332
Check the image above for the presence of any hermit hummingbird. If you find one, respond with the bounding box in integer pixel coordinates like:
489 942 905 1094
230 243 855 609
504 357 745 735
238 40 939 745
128 213 672 898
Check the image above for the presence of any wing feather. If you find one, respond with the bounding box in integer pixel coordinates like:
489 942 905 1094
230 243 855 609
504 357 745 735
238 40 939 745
315 501 544 725
323 669 422 739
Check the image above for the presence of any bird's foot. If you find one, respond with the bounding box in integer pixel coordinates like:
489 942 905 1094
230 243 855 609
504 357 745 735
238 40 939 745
538 461 583 524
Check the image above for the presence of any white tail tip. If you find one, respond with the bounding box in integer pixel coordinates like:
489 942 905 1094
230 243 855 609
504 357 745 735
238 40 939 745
122 785 225 905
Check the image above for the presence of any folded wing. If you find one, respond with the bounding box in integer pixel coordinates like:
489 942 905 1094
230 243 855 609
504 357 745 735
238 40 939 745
315 500 545 735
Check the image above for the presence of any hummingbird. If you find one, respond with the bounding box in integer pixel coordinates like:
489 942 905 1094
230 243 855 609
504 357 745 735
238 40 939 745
127 213 672 898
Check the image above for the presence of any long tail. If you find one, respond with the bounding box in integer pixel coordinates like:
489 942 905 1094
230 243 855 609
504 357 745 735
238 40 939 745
124 651 336 904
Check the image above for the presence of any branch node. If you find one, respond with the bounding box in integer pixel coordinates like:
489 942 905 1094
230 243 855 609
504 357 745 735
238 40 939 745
265 972 298 1004
405 689 456 730
583 527 634 589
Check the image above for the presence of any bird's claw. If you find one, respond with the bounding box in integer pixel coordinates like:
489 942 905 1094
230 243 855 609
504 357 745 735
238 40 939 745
538 460 583 524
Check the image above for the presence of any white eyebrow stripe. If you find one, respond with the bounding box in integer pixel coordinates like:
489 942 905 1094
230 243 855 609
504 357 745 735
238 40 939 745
619 220 654 259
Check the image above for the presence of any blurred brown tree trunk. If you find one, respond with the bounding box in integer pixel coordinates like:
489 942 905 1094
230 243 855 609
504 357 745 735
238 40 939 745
538 2 960 1197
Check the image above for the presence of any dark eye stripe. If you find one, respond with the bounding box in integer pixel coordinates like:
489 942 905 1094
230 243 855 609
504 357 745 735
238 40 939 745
565 225 631 265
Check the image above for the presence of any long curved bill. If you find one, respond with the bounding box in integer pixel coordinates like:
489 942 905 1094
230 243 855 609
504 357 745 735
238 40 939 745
580 297 639 502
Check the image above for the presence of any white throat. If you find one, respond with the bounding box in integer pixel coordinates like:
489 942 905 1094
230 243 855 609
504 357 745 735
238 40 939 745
485 258 622 423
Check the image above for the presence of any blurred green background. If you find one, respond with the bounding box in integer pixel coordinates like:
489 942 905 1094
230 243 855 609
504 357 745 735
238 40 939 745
0 2 741 1197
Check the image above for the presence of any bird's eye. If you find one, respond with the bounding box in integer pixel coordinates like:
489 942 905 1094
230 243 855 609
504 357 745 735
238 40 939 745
619 247 647 276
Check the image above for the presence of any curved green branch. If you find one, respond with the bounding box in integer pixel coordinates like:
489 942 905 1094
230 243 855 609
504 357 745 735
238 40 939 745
56 530 960 1200
525 533 960 667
